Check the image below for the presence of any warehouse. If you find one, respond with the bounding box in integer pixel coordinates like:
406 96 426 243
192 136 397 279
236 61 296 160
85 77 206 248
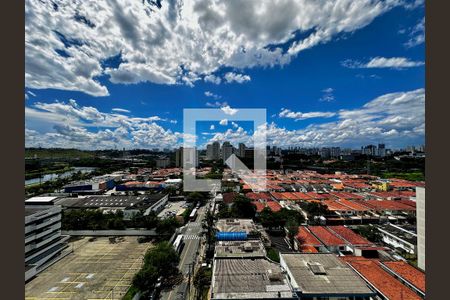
280 253 376 299
55 194 168 219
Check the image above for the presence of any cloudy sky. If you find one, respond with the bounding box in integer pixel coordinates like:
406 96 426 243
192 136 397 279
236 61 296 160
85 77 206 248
25 0 424 150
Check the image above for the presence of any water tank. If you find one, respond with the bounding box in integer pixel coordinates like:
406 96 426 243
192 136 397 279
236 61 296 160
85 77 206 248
215 231 247 241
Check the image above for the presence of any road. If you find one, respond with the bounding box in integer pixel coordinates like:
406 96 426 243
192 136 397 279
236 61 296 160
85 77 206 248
161 206 207 300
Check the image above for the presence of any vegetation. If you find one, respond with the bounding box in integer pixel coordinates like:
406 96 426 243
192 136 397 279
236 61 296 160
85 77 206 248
353 225 382 243
62 209 180 236
298 202 329 223
217 195 256 219
193 266 212 300
266 247 280 263
132 241 180 297
258 207 305 230
381 172 425 181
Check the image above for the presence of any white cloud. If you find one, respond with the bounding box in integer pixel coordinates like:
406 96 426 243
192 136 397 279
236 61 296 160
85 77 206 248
206 101 228 108
404 17 425 48
204 91 221 99
25 99 181 149
342 57 424 69
207 89 425 148
26 0 411 96
224 72 251 84
210 124 215 130
319 88 335 102
204 74 221 84
279 109 336 120
112 108 131 113
27 91 37 97
219 119 228 126
221 105 239 116
231 121 239 129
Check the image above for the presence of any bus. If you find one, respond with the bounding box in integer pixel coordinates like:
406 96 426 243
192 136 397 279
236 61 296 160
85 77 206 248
189 208 198 221
172 234 185 254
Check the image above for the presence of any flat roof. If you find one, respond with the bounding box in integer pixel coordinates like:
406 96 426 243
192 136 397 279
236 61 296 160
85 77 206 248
212 258 292 299
55 194 166 209
216 219 256 233
214 240 266 258
25 196 58 203
281 253 375 297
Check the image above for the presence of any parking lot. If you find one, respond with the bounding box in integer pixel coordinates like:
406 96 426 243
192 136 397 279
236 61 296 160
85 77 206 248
25 236 152 300
157 201 188 219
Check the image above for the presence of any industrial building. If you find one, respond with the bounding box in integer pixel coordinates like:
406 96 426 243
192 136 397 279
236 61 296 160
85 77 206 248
280 253 376 299
211 258 293 299
63 175 115 194
25 197 69 281
54 194 169 219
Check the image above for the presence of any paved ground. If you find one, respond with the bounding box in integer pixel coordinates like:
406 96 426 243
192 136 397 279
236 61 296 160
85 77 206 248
161 206 206 300
158 201 187 219
25 236 152 300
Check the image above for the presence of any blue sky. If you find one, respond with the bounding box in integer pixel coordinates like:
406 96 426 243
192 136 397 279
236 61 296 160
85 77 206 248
25 0 425 150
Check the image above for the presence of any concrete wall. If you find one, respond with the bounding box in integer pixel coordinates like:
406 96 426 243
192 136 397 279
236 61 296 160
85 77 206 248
416 187 425 271
62 229 158 236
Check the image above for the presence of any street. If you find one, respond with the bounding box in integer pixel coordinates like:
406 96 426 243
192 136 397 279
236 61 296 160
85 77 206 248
161 206 207 300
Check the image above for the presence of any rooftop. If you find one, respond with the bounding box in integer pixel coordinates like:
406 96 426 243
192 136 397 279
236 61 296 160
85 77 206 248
344 257 422 300
308 226 347 246
326 226 372 246
212 258 292 299
382 261 425 292
216 219 257 233
54 194 166 209
280 253 375 297
214 240 266 258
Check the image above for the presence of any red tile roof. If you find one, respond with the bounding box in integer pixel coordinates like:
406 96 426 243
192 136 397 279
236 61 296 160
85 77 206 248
266 201 282 212
308 226 347 246
330 191 364 200
337 199 370 211
270 192 285 200
305 192 329 200
327 226 372 245
360 200 416 211
296 226 323 247
382 261 425 292
291 192 312 200
251 201 266 213
246 192 272 201
322 200 352 211
345 258 421 300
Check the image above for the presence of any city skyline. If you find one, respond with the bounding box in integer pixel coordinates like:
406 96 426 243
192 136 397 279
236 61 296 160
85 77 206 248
25 0 424 150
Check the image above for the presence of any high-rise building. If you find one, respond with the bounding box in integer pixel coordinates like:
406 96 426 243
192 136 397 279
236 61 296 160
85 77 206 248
222 141 233 162
184 147 199 168
206 144 214 160
212 141 220 160
320 147 331 159
156 156 170 168
175 147 183 167
330 147 341 158
416 187 425 271
238 143 246 157
362 144 377 156
378 143 386 157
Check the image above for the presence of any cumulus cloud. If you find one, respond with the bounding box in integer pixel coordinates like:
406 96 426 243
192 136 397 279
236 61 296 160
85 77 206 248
224 72 251 84
206 88 425 148
26 0 412 96
25 99 181 149
206 101 228 108
221 105 239 115
319 88 335 102
403 17 425 48
342 57 424 69
210 124 215 130
219 119 228 126
279 109 336 120
204 91 221 99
